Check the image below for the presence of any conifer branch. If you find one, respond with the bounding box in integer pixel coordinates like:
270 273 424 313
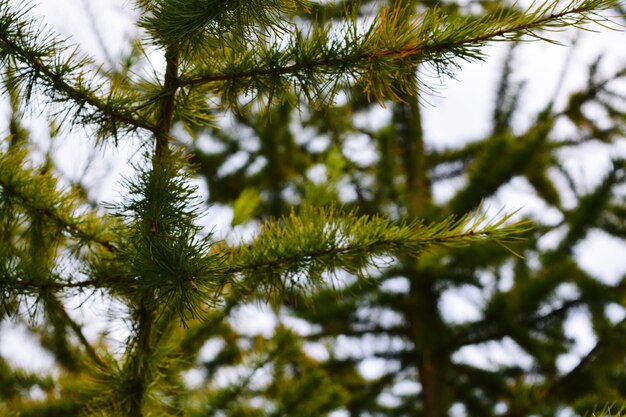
4 207 531 298
1 273 98 291
0 149 118 252
178 0 618 106
212 206 531 301
200 340 285 415
0 1 157 136
46 294 108 369
452 298 586 348
140 0 310 50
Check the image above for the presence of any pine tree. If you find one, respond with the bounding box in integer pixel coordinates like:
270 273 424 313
0 1 621 417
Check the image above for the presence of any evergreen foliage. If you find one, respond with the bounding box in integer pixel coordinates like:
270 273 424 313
0 1 623 417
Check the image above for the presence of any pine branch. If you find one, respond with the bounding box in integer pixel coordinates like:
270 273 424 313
139 0 310 50
0 1 156 137
211 206 532 302
3 204 531 300
452 298 585 348
1 0 616 132
0 149 118 252
199 341 283 415
43 293 108 369
178 0 619 107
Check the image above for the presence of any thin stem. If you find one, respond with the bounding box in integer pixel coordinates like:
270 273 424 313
50 295 108 369
154 48 180 160
128 44 181 417
128 299 154 417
